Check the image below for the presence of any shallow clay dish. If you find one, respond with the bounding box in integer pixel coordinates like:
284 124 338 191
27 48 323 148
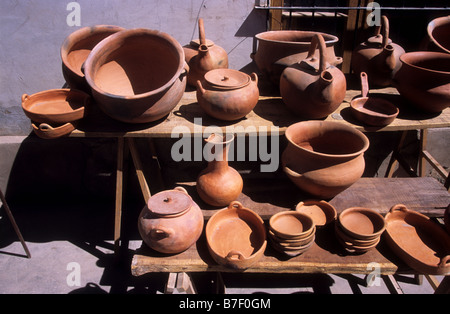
384 204 450 275
269 211 315 240
269 235 314 257
338 207 386 240
295 199 337 227
206 201 266 270
22 89 89 124
268 229 315 247
334 223 380 247
31 122 77 139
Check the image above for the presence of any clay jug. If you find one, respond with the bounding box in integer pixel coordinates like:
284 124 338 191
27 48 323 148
351 15 405 87
184 18 228 86
280 34 346 119
138 187 204 254
196 133 243 207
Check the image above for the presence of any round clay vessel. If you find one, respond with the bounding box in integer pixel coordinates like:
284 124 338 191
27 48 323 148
280 34 347 119
334 222 380 247
351 16 405 87
338 207 386 241
426 15 450 54
31 122 77 139
393 51 450 113
84 28 188 123
252 30 342 85
268 229 315 247
295 199 337 227
282 121 369 199
138 187 204 254
196 133 243 207
61 25 125 92
196 69 259 121
184 18 228 86
206 201 266 270
269 211 315 240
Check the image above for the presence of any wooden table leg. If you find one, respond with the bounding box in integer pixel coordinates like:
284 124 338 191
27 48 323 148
127 138 151 203
114 137 124 255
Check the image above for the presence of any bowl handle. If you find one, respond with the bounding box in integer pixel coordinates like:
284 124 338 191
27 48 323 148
389 204 409 213
283 165 302 178
438 255 450 270
174 186 188 194
226 250 245 261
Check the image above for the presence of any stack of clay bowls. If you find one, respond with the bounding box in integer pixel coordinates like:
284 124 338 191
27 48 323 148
335 207 386 254
268 211 316 257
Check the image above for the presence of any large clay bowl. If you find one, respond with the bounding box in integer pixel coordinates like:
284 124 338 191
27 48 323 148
426 15 450 54
206 201 266 270
338 207 386 241
84 28 188 123
350 96 399 127
282 121 369 199
251 30 342 85
295 200 337 228
21 89 89 124
61 25 125 92
269 211 315 240
394 51 450 113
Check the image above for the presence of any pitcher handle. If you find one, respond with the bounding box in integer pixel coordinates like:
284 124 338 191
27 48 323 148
306 34 328 72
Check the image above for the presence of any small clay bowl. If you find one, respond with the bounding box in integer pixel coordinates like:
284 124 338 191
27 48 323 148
350 97 399 127
336 233 380 253
268 229 315 247
269 211 315 240
338 207 386 240
269 235 314 257
295 199 337 227
32 121 77 139
334 222 380 247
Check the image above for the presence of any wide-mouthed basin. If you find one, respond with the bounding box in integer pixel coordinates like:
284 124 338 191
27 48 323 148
426 15 450 54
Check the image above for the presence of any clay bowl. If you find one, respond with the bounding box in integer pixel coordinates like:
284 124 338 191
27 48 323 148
206 201 266 270
295 200 337 228
268 229 315 247
393 51 450 113
337 207 386 241
269 211 315 240
334 222 380 247
426 15 450 54
350 97 399 127
269 235 315 257
84 28 188 123
61 25 125 91
21 89 89 124
31 122 77 139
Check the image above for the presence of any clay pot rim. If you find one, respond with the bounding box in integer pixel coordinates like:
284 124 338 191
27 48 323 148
427 15 450 54
61 25 126 78
269 211 315 239
84 28 186 99
255 30 339 45
399 51 450 75
285 121 370 158
295 199 337 227
338 207 386 239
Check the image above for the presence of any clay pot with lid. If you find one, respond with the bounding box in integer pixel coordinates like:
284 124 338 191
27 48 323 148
138 187 204 254
61 25 125 92
84 28 188 123
351 15 405 87
425 15 450 54
282 121 369 199
184 18 228 87
252 30 342 85
280 34 346 119
196 69 259 121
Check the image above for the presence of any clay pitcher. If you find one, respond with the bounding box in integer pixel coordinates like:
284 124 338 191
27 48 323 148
351 15 405 87
196 133 243 207
138 187 204 254
184 18 228 86
280 34 346 119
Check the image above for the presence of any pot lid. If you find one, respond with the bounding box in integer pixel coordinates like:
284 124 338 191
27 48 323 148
366 34 392 46
147 189 192 217
204 69 250 89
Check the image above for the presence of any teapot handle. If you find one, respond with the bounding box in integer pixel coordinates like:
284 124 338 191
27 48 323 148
306 34 327 72
198 18 206 46
375 15 390 48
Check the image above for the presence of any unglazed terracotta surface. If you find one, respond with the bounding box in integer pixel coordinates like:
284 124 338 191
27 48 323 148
295 200 337 227
269 211 315 239
31 122 77 139
337 207 386 240
426 15 450 54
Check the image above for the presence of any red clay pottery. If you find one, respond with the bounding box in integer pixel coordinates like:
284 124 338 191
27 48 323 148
21 89 89 124
393 51 450 113
425 15 450 54
282 121 369 199
251 30 342 85
351 15 405 87
337 207 386 240
350 72 399 126
31 122 77 139
206 201 266 269
138 187 204 254
61 25 125 92
295 199 337 228
269 211 315 240
184 18 228 87
384 204 450 275
196 133 243 207
280 34 346 119
84 28 188 123
196 69 259 121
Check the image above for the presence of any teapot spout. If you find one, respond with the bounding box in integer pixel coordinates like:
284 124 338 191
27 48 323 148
382 44 396 71
316 70 335 104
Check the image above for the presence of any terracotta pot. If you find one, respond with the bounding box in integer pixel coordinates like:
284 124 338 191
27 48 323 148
282 121 369 199
337 207 386 241
196 69 259 121
280 34 347 119
184 18 228 86
138 187 204 254
393 51 450 113
425 15 450 54
351 16 405 87
206 201 266 269
269 211 315 240
196 133 243 207
84 28 188 123
61 25 125 92
251 30 342 85
31 121 77 139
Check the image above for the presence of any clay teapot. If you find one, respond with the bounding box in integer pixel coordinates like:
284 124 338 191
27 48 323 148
196 69 259 121
351 15 405 87
280 34 346 119
138 187 204 254
184 18 228 86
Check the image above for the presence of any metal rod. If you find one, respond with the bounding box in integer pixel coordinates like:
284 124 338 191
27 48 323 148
255 6 450 11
